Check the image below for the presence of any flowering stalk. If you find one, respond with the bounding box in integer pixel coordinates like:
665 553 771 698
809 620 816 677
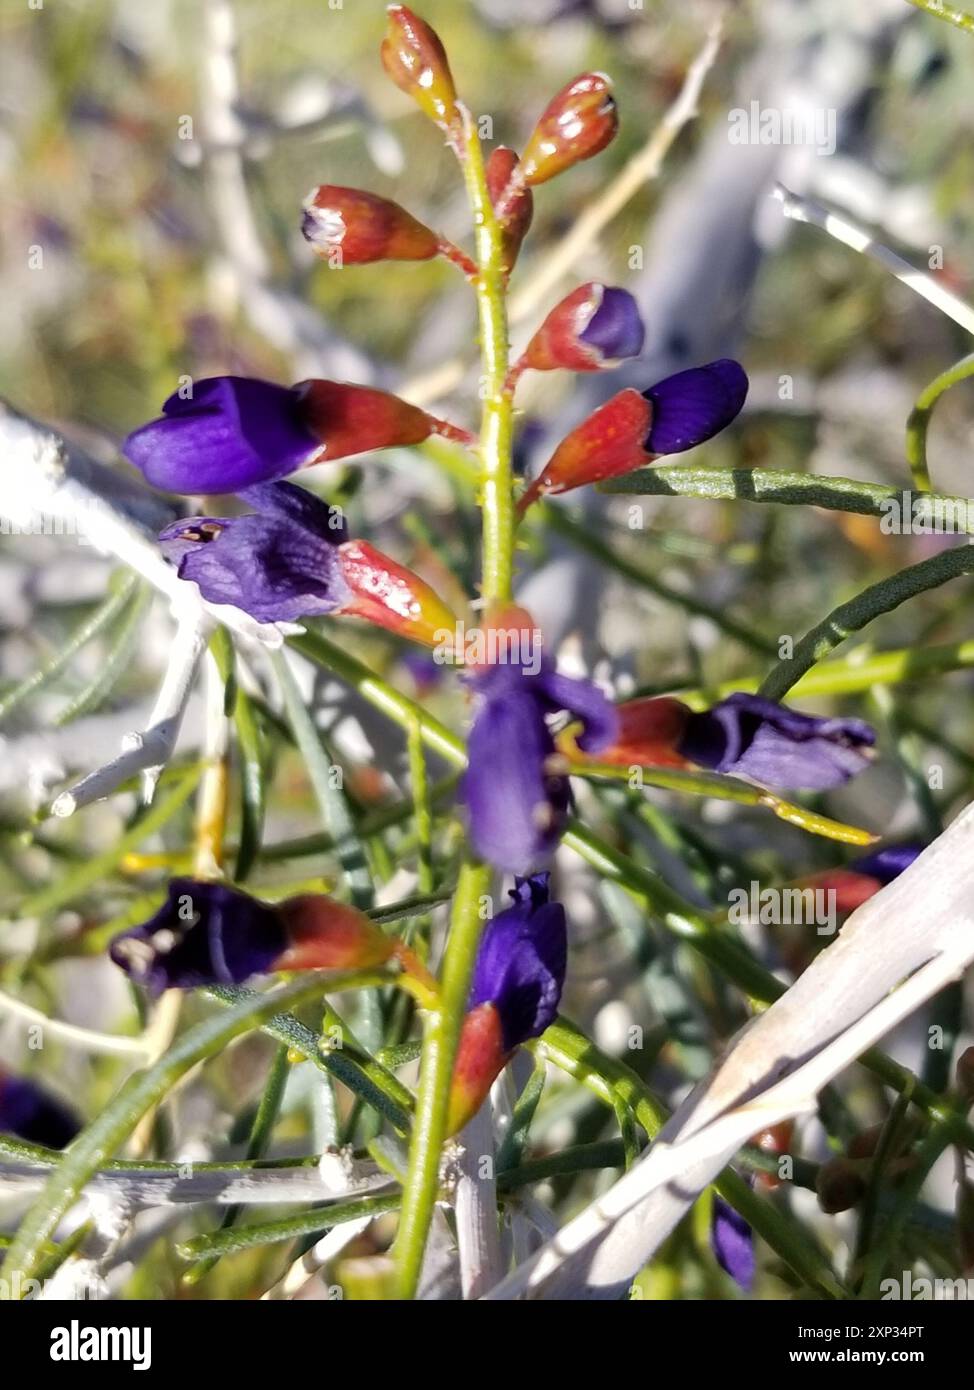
457 105 517 606
393 95 517 1302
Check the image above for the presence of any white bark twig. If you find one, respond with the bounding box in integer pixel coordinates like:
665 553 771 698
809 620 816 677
485 800 974 1299
51 610 211 817
774 183 974 337
454 1101 504 1300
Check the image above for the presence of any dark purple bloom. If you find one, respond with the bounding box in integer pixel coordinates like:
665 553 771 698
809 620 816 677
110 878 286 995
578 287 645 361
463 641 617 873
712 1195 755 1291
0 1072 80 1149
678 693 875 792
644 359 749 455
848 842 922 883
158 481 350 624
123 377 318 493
469 874 567 1050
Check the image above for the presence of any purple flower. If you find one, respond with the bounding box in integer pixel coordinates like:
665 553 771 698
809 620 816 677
678 693 875 792
712 1195 755 1291
110 878 287 995
579 286 645 361
158 481 349 624
0 1072 80 1149
462 623 618 873
123 377 319 493
848 842 922 883
469 874 567 1050
643 359 749 455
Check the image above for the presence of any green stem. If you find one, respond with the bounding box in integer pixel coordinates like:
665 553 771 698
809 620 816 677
905 352 974 493
458 108 515 604
393 858 490 1298
0 973 378 1290
904 0 974 37
598 462 974 532
758 545 974 701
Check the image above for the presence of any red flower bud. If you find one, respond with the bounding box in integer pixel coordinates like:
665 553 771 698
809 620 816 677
302 186 440 265
337 538 458 647
486 146 533 272
298 380 437 461
381 5 459 136
589 697 692 768
445 1002 509 1137
518 388 652 511
520 282 645 373
520 72 618 186
751 1121 794 1191
276 896 396 973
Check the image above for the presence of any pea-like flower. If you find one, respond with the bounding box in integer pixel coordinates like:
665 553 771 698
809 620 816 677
515 282 645 376
711 1195 755 1292
518 359 748 511
109 877 428 995
594 692 876 792
0 1070 80 1149
159 480 456 642
446 873 566 1135
462 607 617 872
124 375 458 494
802 842 923 913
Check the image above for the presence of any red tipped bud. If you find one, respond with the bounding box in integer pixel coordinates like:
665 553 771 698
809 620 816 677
520 72 618 186
486 147 533 271
302 186 440 265
298 380 437 461
276 896 396 972
380 5 459 136
445 1002 509 1137
337 539 458 647
576 696 690 767
519 388 652 511
521 283 645 373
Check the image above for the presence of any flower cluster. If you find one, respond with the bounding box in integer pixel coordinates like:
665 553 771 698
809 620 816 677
109 4 891 1164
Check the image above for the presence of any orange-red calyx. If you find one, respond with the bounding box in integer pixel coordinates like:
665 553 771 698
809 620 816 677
445 1002 510 1137
336 539 458 648
275 896 396 972
590 696 693 768
518 388 654 513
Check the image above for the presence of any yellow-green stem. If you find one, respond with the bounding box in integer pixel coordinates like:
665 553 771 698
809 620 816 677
458 107 516 604
392 858 490 1297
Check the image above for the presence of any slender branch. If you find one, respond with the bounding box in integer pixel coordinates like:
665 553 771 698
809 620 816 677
774 183 974 337
758 544 974 701
904 0 974 37
50 611 211 818
906 351 974 493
